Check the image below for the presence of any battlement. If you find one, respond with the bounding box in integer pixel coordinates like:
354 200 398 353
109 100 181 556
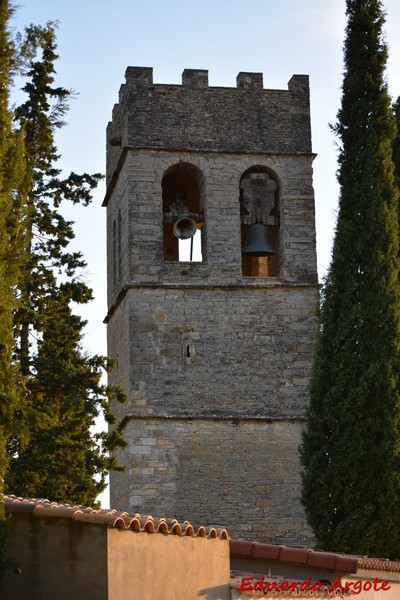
122 66 309 92
106 68 311 186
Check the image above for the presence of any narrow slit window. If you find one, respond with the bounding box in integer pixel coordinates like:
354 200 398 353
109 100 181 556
117 209 122 279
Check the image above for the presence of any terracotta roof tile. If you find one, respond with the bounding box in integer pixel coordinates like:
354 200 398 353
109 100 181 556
231 540 254 557
307 551 339 570
230 541 400 574
3 495 229 539
356 557 400 573
230 541 359 574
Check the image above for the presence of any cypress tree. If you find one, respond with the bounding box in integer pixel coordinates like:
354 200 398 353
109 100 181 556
4 21 126 505
393 97 400 188
0 0 28 576
300 0 400 559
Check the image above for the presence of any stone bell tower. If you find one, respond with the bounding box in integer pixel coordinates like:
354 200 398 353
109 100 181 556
104 67 318 545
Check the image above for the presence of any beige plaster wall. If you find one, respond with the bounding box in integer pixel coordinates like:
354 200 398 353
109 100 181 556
342 574 400 600
107 528 231 600
0 514 108 600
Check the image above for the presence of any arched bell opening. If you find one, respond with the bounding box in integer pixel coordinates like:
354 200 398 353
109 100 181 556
239 167 280 277
162 163 205 262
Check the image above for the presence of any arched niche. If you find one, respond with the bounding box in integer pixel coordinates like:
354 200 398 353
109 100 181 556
239 167 280 277
162 163 205 262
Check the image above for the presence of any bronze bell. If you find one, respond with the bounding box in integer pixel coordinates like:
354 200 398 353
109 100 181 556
242 223 276 256
172 216 197 240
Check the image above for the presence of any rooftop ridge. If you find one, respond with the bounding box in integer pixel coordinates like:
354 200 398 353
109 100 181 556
3 494 229 539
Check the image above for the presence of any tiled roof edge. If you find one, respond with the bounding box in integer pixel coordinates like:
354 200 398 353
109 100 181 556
3 495 229 540
230 540 359 574
356 557 400 573
230 540 400 574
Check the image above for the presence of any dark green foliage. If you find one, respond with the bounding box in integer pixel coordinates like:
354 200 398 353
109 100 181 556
7 284 126 505
393 97 400 189
300 0 400 559
0 0 26 471
0 0 27 576
1 16 126 506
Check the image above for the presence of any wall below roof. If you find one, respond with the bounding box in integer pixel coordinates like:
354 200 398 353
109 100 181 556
1 504 400 600
0 513 108 600
107 528 230 600
0 510 230 600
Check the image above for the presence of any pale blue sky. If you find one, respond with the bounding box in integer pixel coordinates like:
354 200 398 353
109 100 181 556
9 0 400 506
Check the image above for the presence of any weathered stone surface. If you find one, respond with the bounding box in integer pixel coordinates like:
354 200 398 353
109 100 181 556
106 69 311 187
105 68 318 544
111 418 314 546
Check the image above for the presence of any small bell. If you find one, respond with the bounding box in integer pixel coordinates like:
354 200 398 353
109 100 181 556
172 216 197 240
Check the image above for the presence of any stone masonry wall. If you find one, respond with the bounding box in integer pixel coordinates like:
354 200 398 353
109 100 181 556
106 68 318 545
105 149 318 310
109 284 317 423
105 68 311 186
111 418 313 546
109 279 317 544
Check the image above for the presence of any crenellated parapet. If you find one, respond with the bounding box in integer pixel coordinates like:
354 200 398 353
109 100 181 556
106 68 312 187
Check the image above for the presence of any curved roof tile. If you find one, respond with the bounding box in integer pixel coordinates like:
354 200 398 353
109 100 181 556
230 541 400 574
230 541 359 574
356 557 400 573
3 495 229 540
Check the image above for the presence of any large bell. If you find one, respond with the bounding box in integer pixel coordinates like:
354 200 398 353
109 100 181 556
242 223 276 256
172 216 197 240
